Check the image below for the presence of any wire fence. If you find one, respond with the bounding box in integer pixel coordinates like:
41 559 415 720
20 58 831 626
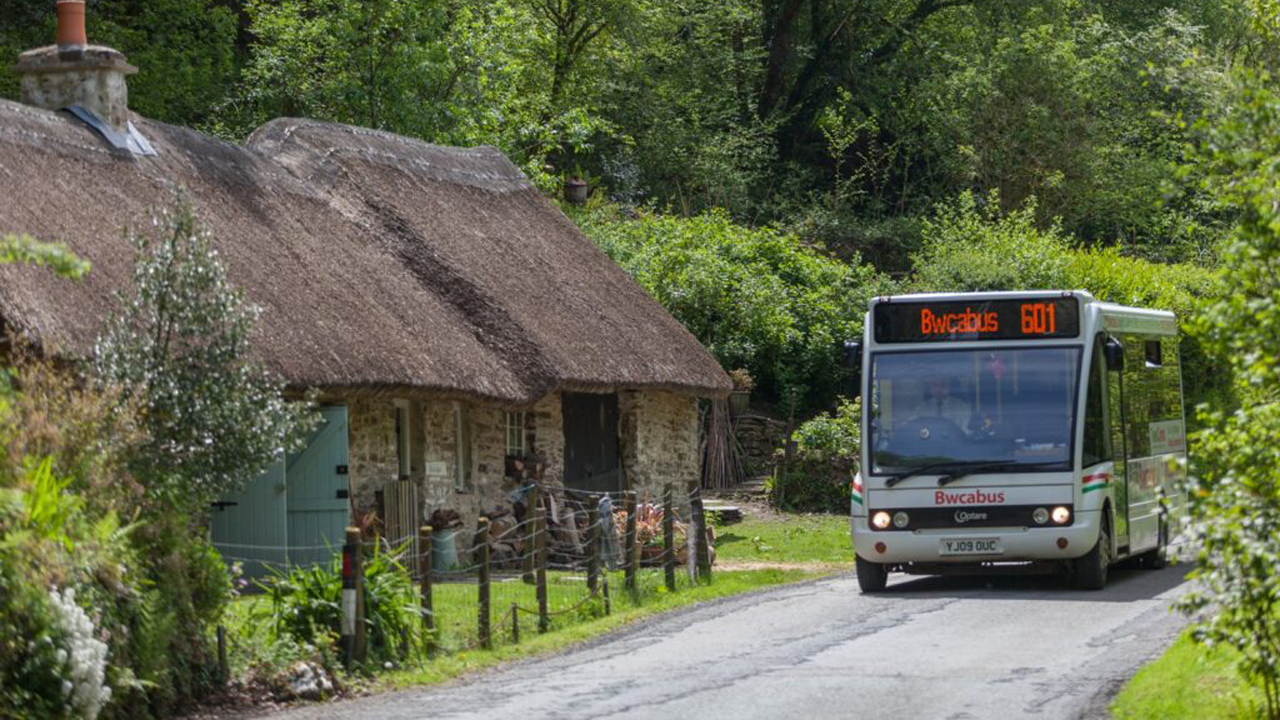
216 481 717 666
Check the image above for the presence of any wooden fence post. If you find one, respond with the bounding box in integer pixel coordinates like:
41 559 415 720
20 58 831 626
587 498 601 597
216 625 228 684
602 572 612 615
690 485 712 584
341 526 366 665
523 483 540 585
418 525 436 658
624 490 638 599
663 484 676 592
478 517 491 650
510 603 520 644
536 496 550 633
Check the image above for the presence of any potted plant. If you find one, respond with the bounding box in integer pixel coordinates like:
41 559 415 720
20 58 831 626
728 368 754 415
563 164 592 205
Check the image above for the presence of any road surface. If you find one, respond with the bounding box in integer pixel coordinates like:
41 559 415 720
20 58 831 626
258 565 1190 720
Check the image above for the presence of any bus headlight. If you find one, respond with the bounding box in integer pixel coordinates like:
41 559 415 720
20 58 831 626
1051 506 1072 525
872 511 892 530
893 511 910 529
1032 507 1049 525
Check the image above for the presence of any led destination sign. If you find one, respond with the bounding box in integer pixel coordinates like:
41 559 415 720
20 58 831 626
873 297 1080 343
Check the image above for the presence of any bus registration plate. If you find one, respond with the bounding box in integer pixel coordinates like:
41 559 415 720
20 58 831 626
940 538 1003 556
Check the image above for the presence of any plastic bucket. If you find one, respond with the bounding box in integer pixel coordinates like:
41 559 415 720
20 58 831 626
432 528 459 571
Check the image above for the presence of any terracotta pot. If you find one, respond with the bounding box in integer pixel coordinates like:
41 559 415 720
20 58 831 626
564 178 589 205
56 1 87 50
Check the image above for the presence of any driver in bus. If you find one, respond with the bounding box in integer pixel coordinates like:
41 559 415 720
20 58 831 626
910 376 975 433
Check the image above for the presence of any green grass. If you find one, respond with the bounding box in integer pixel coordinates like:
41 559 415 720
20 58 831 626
715 513 852 566
223 511 848 696
1111 631 1265 719
382 568 815 689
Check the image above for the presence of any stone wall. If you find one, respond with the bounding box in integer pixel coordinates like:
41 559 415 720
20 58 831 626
346 399 399 517
621 390 700 507
344 389 703 533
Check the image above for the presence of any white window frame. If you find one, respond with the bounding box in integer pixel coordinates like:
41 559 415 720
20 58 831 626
504 410 527 458
453 402 472 492
395 401 411 480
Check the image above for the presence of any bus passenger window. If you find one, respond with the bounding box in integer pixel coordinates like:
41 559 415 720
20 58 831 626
1144 340 1163 368
1082 339 1110 467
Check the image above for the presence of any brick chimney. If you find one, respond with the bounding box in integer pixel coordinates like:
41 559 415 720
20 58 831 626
11 1 137 131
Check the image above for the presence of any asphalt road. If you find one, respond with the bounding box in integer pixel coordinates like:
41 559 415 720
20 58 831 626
258 565 1191 720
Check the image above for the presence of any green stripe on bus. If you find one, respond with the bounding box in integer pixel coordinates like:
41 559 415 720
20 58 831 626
1082 483 1108 494
851 493 864 505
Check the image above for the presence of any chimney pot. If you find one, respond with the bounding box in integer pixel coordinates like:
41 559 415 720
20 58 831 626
55 1 88 54
10 0 137 131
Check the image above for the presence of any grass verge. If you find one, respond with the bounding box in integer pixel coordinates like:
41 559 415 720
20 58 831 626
380 568 817 689
715 513 852 567
1111 630 1264 719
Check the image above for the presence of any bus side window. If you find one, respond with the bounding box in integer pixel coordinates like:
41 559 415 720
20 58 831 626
1082 337 1111 467
1145 340 1163 368
1126 335 1157 453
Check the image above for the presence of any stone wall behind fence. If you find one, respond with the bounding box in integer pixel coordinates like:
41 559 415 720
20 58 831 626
346 389 703 541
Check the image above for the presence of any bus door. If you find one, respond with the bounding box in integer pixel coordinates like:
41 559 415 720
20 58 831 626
1100 335 1130 550
1121 336 1166 554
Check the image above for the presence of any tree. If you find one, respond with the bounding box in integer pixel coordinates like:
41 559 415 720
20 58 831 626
1178 75 1280 719
92 195 314 512
573 201 893 411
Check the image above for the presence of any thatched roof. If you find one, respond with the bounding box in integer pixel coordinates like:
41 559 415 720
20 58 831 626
0 102 731 402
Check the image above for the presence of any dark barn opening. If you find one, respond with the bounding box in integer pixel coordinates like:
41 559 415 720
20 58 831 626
561 392 621 493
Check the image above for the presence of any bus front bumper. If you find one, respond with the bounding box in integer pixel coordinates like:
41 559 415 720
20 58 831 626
851 510 1102 564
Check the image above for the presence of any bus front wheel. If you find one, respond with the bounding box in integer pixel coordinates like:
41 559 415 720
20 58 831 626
1074 517 1112 591
856 555 889 593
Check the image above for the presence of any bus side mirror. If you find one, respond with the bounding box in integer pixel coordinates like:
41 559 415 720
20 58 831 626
843 340 863 399
1104 338 1125 372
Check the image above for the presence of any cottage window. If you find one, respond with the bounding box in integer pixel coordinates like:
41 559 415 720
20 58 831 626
454 402 473 492
504 411 527 458
395 403 410 480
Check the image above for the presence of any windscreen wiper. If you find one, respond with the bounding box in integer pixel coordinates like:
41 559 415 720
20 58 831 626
884 461 983 488
936 460 1067 487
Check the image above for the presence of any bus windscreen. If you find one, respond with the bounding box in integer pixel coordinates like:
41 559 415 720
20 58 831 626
874 297 1080 343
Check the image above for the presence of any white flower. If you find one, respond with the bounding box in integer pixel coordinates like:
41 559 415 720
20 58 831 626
47 587 111 720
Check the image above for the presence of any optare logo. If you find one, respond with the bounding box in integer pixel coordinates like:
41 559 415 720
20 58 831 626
935 489 1006 505
954 510 988 524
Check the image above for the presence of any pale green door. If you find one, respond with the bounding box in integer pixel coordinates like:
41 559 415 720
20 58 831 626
284 407 352 568
211 406 351 580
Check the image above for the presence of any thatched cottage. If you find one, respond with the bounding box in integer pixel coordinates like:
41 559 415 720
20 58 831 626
0 4 730 570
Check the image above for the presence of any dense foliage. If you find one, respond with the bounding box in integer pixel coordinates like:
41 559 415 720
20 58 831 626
1177 74 1280 720
0 198 311 718
770 399 861 513
0 0 1250 264
573 203 891 411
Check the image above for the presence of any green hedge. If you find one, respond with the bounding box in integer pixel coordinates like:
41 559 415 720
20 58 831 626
572 201 895 412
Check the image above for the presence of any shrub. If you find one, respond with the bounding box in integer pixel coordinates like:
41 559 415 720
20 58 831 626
258 541 422 669
92 196 316 514
770 399 861 514
572 201 894 412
